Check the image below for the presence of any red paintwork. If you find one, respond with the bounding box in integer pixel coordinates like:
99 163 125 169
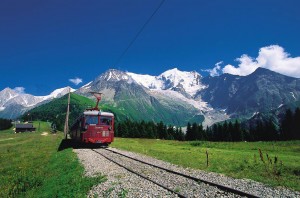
70 92 114 145
70 114 114 145
81 123 114 144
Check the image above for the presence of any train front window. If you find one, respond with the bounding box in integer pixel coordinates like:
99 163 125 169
100 116 112 126
85 116 98 125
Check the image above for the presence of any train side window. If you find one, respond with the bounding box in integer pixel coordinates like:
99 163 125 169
100 116 112 126
85 116 98 125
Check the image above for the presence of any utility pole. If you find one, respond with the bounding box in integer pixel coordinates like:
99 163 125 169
64 88 71 139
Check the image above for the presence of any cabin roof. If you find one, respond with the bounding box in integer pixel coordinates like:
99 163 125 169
16 124 34 128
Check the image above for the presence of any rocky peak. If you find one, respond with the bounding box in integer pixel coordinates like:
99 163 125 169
99 69 134 83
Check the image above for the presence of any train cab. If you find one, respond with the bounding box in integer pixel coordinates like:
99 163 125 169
82 110 114 144
69 92 115 146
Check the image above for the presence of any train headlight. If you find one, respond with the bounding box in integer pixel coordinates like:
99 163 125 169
102 131 110 137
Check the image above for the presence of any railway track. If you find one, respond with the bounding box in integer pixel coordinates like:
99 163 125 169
91 148 260 198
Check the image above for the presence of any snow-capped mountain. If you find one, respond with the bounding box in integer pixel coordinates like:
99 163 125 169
0 86 75 119
46 87 76 99
127 68 206 97
76 67 300 126
2 67 300 127
76 69 225 126
198 68 300 117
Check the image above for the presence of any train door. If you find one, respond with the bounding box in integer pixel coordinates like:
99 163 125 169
84 115 99 139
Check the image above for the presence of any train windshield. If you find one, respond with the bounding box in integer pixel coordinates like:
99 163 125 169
100 116 112 126
85 116 98 125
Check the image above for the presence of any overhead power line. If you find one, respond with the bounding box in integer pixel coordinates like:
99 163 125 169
113 0 166 68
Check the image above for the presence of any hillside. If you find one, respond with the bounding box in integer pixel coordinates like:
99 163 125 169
23 94 96 130
24 93 201 130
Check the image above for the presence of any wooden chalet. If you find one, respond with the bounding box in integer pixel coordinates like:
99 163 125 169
15 123 36 133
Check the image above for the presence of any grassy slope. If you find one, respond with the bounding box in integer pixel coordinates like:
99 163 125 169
26 93 203 128
114 90 204 126
111 138 300 191
0 122 105 197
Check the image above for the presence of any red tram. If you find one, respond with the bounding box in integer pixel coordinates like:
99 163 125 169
70 92 114 146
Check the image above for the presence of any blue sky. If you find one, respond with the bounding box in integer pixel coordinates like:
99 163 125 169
1 0 300 95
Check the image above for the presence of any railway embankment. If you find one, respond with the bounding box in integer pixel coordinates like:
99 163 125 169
75 147 300 197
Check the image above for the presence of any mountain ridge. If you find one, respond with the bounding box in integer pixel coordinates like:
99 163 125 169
0 86 75 119
1 67 299 127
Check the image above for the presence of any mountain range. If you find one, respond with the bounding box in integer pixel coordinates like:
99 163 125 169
1 67 299 127
0 87 75 119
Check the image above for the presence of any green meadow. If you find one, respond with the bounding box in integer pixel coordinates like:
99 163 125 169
1 124 299 197
111 138 300 191
0 122 105 197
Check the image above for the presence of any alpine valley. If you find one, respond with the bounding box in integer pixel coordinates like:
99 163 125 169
1 68 300 127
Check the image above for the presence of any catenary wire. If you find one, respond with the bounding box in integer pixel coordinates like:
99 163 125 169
112 0 166 68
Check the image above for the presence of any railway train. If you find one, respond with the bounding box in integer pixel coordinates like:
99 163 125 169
70 92 114 146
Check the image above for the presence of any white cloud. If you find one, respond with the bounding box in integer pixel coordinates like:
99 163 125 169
222 45 300 78
202 61 223 77
69 77 83 85
13 87 25 94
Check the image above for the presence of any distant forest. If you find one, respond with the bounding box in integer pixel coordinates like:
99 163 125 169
0 118 12 130
116 108 300 141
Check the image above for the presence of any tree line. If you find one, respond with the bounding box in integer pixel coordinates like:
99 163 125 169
0 118 13 130
116 108 300 141
115 120 185 140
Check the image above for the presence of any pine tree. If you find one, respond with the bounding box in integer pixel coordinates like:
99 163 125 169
294 108 300 140
211 124 218 141
233 120 242 141
222 121 228 141
157 121 167 139
265 119 278 141
281 109 293 140
191 122 199 140
227 121 233 141
167 125 175 140
217 123 223 141
179 127 185 141
205 126 211 140
186 122 192 141
139 120 146 138
197 124 205 140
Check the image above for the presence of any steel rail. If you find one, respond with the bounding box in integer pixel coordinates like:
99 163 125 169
91 149 186 198
104 148 260 198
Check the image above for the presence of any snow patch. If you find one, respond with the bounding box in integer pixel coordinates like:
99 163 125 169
290 92 296 100
82 81 92 89
107 71 112 81
278 104 284 108
127 68 206 97
251 112 260 118
127 72 163 90
48 87 75 99
150 89 212 111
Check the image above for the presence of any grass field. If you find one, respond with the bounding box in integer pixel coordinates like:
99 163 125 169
0 122 105 197
111 138 300 191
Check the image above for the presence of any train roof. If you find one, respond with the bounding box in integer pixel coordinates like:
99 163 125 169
83 110 114 117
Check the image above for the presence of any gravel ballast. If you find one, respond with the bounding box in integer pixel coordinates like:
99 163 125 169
75 149 177 197
74 148 300 198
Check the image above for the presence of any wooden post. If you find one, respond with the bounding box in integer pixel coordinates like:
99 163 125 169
64 88 71 139
206 149 209 167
